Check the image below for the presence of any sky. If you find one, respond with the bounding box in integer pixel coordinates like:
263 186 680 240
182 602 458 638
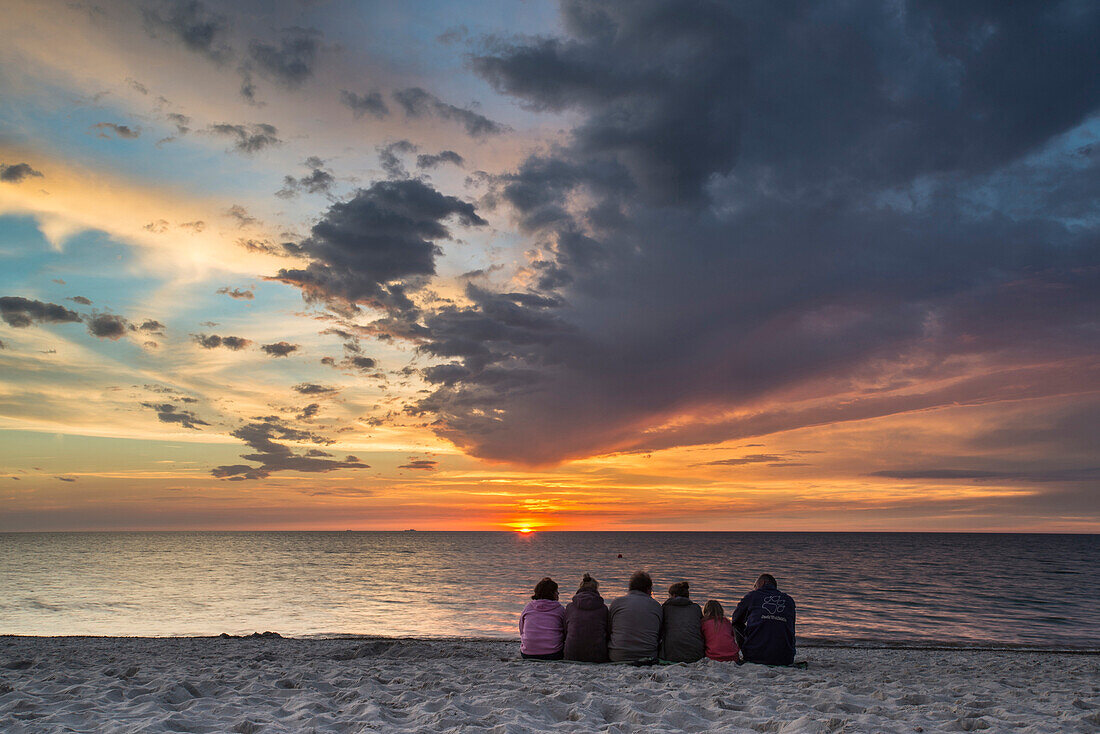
1 0 1098 532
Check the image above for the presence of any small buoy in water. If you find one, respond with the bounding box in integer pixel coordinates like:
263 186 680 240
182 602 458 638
617 553 623 558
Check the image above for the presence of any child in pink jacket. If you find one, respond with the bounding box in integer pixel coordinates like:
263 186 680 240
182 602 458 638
519 577 566 660
701 599 740 661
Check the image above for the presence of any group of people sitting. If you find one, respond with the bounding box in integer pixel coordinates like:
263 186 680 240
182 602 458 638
519 571 796 666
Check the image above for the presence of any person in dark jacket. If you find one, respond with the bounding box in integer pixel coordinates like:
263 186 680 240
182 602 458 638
608 571 663 662
659 581 704 663
563 573 609 663
730 573 796 666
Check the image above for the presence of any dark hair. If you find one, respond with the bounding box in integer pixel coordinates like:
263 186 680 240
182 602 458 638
532 577 559 600
628 570 653 593
668 581 690 598
577 573 599 593
702 600 724 621
755 573 777 589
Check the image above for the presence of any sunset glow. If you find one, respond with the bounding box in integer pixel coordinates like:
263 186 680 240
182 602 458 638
2 0 1098 533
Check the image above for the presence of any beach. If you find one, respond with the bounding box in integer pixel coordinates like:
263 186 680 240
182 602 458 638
1 637 1096 733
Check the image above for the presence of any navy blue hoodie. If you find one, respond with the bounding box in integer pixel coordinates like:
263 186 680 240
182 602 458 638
730 583 796 666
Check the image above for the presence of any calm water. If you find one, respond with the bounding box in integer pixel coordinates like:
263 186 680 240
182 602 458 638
0 532 1096 648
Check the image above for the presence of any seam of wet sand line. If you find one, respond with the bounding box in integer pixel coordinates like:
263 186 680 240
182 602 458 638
3 634 1098 656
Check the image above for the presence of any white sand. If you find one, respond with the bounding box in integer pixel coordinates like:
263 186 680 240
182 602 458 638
1 637 1097 733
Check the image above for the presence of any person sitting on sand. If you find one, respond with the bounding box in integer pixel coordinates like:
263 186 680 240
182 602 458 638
607 571 663 662
563 573 610 663
519 577 566 660
730 573 796 666
700 600 740 662
659 581 705 663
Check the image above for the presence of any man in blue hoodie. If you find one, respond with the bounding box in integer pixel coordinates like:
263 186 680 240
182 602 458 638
730 573 796 666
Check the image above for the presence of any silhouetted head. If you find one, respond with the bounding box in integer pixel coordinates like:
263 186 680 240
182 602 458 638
702 600 724 621
668 581 690 598
754 573 777 590
577 573 599 593
628 570 653 594
532 577 559 600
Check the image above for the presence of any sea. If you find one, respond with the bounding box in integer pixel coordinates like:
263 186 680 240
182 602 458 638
0 532 1097 649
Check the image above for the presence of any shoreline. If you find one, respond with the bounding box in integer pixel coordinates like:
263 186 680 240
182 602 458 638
2 637 1098 732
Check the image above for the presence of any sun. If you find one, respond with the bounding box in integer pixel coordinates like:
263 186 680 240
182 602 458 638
517 527 534 534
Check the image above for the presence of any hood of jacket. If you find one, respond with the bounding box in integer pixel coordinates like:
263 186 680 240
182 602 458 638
571 590 606 611
664 596 694 607
528 598 562 612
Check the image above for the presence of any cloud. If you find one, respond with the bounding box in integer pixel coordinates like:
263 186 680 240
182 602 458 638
86 312 129 340
395 0 1100 465
398 458 438 470
91 122 140 139
293 383 338 395
697 454 789 467
141 402 210 430
226 205 256 226
340 89 389 119
142 0 232 63
207 123 281 153
247 26 321 87
212 415 369 480
192 333 252 350
0 297 81 328
271 178 486 312
297 403 320 420
416 150 464 169
0 163 44 183
217 286 254 300
377 140 417 179
67 296 93 305
260 341 299 357
135 319 166 334
56 476 77 482
391 87 507 137
321 355 377 372
277 157 335 198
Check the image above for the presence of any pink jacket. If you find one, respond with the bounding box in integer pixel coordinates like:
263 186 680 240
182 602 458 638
701 616 740 661
519 599 566 655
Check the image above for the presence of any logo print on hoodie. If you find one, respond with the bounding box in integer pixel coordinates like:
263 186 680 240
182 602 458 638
762 595 786 615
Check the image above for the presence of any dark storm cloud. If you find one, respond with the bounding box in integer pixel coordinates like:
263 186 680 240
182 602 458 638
142 0 231 63
260 341 298 357
207 123 281 153
211 415 369 480
391 87 507 137
86 313 129 340
397 0 1100 466
91 122 140 139
217 287 254 300
0 297 81 328
340 89 389 119
416 150 465 170
247 26 321 87
192 333 252 350
271 178 486 312
0 163 44 183
141 402 209 430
